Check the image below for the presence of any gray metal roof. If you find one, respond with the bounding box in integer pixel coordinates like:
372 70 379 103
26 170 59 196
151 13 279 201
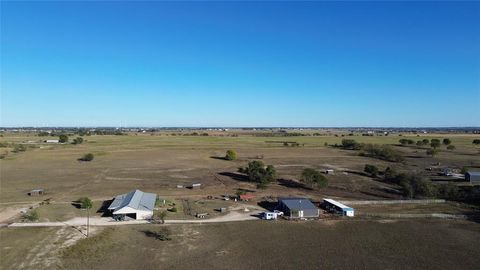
108 189 156 212
467 171 480 176
278 197 318 210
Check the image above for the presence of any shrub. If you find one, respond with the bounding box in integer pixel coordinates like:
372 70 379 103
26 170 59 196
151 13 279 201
72 137 84 145
443 138 452 145
12 144 27 153
472 139 480 145
169 207 177 212
426 148 438 157
79 153 94 161
22 210 39 222
364 164 379 177
225 150 237 161
446 145 456 151
430 139 441 149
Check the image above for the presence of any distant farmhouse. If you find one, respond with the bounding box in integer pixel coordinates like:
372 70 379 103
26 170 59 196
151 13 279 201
466 172 480 184
108 189 156 220
277 197 319 218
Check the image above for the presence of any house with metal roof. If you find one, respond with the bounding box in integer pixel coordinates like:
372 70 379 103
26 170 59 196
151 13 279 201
108 189 156 220
277 197 319 218
323 198 354 217
466 171 480 184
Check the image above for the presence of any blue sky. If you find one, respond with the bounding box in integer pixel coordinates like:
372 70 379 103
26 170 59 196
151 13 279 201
1 1 479 127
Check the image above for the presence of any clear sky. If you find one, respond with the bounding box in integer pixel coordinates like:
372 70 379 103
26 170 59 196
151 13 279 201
1 1 479 127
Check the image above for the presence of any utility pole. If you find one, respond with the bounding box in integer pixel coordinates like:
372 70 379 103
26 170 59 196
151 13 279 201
87 207 90 237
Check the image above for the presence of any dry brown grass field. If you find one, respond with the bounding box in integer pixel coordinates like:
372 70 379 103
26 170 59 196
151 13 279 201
1 219 479 270
1 132 480 270
0 132 479 219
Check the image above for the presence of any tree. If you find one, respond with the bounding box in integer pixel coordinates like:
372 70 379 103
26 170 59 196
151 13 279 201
78 197 92 237
79 153 94 161
426 148 438 157
341 139 361 150
239 161 277 188
430 139 441 149
364 164 379 177
73 137 84 145
300 168 328 188
59 134 69 143
473 139 480 145
461 166 469 175
422 139 430 145
154 211 168 224
446 145 456 151
443 138 451 146
22 209 39 222
225 150 237 161
399 139 409 145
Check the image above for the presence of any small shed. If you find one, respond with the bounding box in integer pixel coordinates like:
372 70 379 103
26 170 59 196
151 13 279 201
45 139 59 143
28 189 44 196
239 194 254 201
190 183 202 189
466 172 480 184
323 199 354 217
325 169 334 174
277 197 319 218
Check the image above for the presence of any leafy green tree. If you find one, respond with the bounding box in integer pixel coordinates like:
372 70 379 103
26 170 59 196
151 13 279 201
430 139 441 149
225 150 237 161
416 140 424 146
446 145 456 151
442 138 451 146
300 168 328 188
78 197 93 237
59 134 69 143
239 161 277 188
73 137 84 145
364 164 379 177
422 139 430 145
341 139 361 150
473 139 480 145
399 139 409 145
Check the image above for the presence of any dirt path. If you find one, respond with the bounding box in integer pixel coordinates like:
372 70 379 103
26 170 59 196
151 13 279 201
7 210 262 227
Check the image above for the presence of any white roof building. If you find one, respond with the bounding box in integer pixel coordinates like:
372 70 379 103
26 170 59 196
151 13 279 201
108 189 156 220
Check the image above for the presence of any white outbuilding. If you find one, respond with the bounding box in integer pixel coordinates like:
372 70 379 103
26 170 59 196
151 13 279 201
108 189 156 220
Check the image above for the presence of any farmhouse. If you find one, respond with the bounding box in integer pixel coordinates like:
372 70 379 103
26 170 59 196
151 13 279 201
466 172 480 184
277 197 319 218
323 199 354 217
108 189 156 220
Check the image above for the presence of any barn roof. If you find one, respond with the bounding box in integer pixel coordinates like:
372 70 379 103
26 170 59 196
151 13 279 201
467 171 480 176
278 197 318 210
108 189 156 212
323 198 354 211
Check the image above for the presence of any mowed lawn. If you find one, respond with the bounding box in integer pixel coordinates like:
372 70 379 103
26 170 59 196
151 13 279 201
41 220 480 270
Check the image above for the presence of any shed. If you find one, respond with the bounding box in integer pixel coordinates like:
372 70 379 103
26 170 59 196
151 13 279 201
466 172 480 184
45 139 59 143
190 183 202 189
277 197 319 218
28 189 44 196
108 189 156 220
239 194 254 201
323 199 354 217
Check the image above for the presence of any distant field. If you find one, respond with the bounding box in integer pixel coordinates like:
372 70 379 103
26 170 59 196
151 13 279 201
2 219 479 270
1 133 479 214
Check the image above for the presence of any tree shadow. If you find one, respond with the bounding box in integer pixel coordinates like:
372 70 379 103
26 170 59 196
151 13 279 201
277 178 312 190
257 200 278 211
210 156 228 161
71 200 81 209
142 229 171 241
218 172 250 182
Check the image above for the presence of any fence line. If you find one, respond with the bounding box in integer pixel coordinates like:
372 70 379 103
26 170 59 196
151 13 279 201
339 199 446 205
358 212 472 220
